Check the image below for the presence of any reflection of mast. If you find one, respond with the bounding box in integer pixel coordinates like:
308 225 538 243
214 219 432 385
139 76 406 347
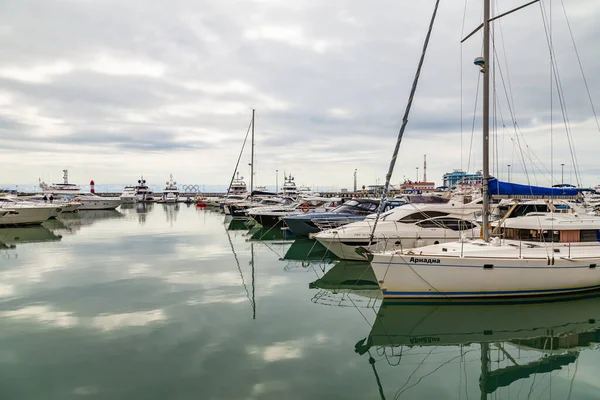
479 343 490 400
251 242 256 320
225 224 256 319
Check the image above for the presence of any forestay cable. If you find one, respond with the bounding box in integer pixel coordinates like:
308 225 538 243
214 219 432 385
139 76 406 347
369 0 441 244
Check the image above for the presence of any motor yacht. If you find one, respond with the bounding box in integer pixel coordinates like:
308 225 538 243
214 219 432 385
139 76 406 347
278 173 299 198
72 193 122 210
248 196 341 227
283 198 401 238
0 196 61 226
120 186 137 204
315 198 483 261
159 174 180 203
134 177 153 202
39 169 81 195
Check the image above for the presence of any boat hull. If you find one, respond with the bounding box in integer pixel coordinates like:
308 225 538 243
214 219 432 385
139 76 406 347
251 214 284 227
317 234 463 261
371 252 600 298
284 215 364 237
0 207 57 226
77 198 122 210
120 196 137 204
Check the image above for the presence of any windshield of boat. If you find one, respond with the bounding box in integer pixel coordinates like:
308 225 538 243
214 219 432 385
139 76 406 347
333 200 379 214
416 217 478 231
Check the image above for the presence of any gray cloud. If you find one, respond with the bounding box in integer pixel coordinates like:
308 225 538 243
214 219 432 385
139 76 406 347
0 0 598 188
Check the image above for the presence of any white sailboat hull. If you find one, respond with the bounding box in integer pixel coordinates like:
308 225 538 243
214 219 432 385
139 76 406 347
371 243 600 298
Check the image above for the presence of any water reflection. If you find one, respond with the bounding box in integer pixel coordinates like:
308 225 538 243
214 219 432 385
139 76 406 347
355 294 600 399
162 203 180 226
5 205 600 399
125 202 153 225
0 226 61 248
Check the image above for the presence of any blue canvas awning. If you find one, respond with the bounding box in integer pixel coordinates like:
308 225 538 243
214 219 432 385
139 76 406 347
488 178 579 199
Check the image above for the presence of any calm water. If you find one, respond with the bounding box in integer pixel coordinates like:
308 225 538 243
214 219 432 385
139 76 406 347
1 204 600 399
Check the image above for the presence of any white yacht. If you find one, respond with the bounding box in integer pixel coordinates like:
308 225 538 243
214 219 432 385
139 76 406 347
73 193 122 210
120 186 137 204
229 172 247 195
22 195 82 213
39 169 81 195
134 177 153 202
278 173 299 197
0 196 61 226
159 174 180 203
315 197 482 261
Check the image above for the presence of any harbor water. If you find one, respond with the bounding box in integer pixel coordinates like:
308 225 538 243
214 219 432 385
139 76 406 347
1 204 600 399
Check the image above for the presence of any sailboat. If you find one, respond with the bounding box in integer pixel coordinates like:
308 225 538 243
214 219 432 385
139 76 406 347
368 0 600 298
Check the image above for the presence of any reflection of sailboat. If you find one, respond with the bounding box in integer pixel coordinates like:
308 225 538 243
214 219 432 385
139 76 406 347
309 261 378 291
355 293 600 398
248 226 293 242
227 219 252 231
283 238 336 262
309 261 381 308
0 225 61 247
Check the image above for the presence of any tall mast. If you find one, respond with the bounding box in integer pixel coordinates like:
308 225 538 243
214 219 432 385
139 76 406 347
250 109 255 197
481 0 491 242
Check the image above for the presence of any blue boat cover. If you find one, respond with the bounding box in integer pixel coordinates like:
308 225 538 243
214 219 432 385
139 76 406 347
488 177 579 198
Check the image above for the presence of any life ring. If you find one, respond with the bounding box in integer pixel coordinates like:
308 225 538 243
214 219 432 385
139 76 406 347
300 203 310 213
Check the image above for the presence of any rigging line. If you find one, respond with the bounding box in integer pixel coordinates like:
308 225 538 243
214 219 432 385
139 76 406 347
368 0 440 245
466 72 482 174
566 355 579 400
393 346 437 399
489 41 534 188
226 116 254 197
460 0 469 172
550 0 554 188
394 350 478 399
559 0 600 133
538 3 582 187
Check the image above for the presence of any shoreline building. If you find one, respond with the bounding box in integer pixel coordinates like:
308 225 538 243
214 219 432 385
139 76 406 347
443 169 483 187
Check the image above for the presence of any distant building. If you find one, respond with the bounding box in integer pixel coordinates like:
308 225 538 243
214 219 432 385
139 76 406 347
366 184 385 195
400 181 436 193
443 169 483 187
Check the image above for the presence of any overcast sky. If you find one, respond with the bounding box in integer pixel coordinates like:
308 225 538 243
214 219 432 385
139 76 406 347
0 0 598 191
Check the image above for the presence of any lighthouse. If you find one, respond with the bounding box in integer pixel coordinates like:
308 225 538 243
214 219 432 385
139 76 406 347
90 180 95 194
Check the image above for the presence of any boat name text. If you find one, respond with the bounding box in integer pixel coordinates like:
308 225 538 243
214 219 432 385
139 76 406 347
409 257 441 264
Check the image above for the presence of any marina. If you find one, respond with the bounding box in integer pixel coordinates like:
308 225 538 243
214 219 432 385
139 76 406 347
1 0 600 397
2 205 600 399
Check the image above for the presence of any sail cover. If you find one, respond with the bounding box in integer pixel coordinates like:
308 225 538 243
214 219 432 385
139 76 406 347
488 178 579 198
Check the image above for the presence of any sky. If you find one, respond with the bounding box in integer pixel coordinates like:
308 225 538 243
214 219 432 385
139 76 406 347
0 0 599 192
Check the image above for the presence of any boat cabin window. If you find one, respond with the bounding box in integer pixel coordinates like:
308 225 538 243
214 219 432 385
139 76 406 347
501 228 561 242
503 204 551 217
397 211 449 223
416 217 477 231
